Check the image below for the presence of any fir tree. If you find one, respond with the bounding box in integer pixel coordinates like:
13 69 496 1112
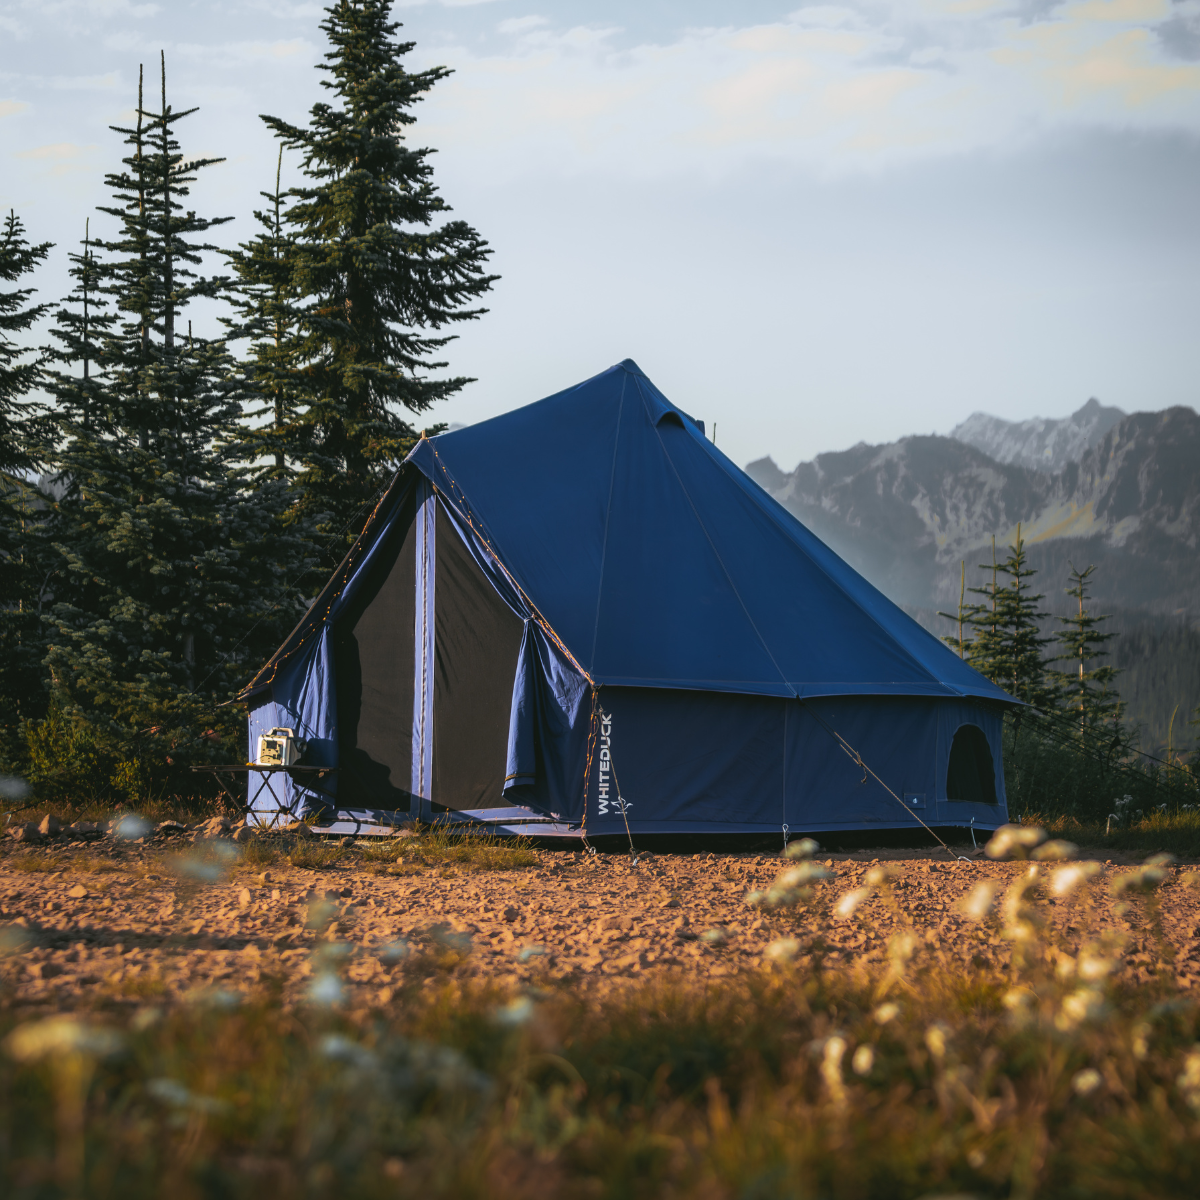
261 0 498 552
0 211 53 747
1050 563 1121 730
226 147 306 484
949 528 1057 709
40 59 309 795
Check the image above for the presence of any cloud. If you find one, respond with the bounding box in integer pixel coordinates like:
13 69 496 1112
498 16 548 36
16 142 94 159
406 1 1200 177
0 100 30 118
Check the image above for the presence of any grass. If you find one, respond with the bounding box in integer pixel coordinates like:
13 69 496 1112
1021 810 1200 859
4 843 1200 1197
393 825 540 872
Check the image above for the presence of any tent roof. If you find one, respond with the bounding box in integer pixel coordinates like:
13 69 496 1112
405 359 1013 704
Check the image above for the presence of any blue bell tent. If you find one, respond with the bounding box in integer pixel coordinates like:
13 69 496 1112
238 360 1015 838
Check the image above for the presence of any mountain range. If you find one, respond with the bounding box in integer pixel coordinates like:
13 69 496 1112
746 401 1200 751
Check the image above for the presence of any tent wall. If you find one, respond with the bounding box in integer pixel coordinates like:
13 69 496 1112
568 689 1008 835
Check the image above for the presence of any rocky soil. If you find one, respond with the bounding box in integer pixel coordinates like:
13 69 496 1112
3 829 1199 1013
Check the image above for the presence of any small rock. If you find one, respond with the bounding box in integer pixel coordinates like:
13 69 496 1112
201 816 231 838
10 823 42 843
37 815 62 837
233 827 253 843
502 906 520 923
157 820 187 836
258 871 274 884
30 962 64 979
287 821 314 838
67 884 89 899
69 820 101 836
659 895 681 909
236 887 252 910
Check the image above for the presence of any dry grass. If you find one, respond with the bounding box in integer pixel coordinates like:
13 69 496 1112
7 852 125 875
4 834 1200 1197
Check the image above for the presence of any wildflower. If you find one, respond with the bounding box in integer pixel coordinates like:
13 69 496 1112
1002 987 1035 1013
765 937 801 963
1056 987 1107 1030
778 862 835 888
1177 1046 1200 1112
1132 1021 1150 1060
956 880 999 921
887 931 920 976
699 928 728 945
307 973 344 1006
493 996 535 1027
319 1034 379 1071
820 1036 847 1103
1072 1068 1103 1096
984 823 1046 860
925 1024 949 1061
1031 839 1078 862
5 1017 124 1063
1076 935 1124 982
873 1002 900 1025
1049 861 1102 896
146 1077 229 1114
784 838 820 860
1001 867 1043 941
851 1044 875 1076
834 888 869 920
1112 859 1170 893
863 865 896 889
744 889 766 907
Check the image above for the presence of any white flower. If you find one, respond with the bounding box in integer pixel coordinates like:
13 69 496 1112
873 1002 900 1025
851 1044 875 1076
764 937 801 963
834 888 869 920
956 880 999 921
1072 1068 1103 1096
5 1017 124 1062
1049 862 1102 896
984 824 1046 860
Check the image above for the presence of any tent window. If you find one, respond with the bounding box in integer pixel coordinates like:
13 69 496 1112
945 724 997 805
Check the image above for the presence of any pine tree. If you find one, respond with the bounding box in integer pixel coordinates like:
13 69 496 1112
1050 563 1121 730
40 59 309 797
0 211 53 748
261 0 498 553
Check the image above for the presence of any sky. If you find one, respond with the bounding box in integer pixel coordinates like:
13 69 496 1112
2 0 1199 472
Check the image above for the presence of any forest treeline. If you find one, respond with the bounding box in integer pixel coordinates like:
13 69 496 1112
0 1 496 804
937 531 1199 817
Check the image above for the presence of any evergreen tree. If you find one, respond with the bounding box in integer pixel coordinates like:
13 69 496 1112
949 527 1058 709
40 59 308 797
0 211 52 477
226 147 307 484
0 211 53 749
261 0 498 554
1050 563 1121 730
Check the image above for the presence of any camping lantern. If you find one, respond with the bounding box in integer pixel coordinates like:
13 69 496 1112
256 727 305 767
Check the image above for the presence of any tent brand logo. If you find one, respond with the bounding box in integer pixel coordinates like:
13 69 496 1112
597 710 614 817
596 711 631 819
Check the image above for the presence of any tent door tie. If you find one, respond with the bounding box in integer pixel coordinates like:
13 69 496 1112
781 823 789 851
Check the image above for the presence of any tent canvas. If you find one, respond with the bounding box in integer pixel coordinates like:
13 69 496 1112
240 360 1015 837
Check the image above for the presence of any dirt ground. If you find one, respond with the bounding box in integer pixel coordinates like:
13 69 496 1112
3 835 1199 1011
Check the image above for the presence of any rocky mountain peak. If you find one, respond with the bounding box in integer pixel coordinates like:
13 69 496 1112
950 398 1126 474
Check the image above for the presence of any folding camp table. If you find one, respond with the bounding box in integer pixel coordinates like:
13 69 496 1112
189 764 338 829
